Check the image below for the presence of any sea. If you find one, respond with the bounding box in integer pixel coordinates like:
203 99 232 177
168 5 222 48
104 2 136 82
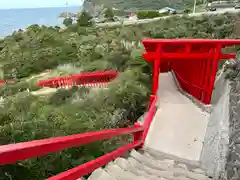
0 6 81 37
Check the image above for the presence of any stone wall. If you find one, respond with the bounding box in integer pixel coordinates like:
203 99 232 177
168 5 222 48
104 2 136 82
200 69 240 179
226 81 240 180
200 71 230 179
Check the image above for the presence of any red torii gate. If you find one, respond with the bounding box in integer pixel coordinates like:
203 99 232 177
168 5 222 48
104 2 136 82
142 39 240 105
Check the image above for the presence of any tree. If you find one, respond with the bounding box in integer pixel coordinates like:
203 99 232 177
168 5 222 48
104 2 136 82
183 8 192 14
104 8 114 21
63 18 73 27
0 64 4 80
27 24 41 33
77 11 93 27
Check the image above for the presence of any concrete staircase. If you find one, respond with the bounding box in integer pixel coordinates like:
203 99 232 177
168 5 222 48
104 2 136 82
83 149 212 180
80 73 212 180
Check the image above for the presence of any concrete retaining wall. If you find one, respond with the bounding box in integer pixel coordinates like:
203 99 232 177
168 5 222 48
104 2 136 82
200 70 240 179
200 71 230 179
226 81 240 180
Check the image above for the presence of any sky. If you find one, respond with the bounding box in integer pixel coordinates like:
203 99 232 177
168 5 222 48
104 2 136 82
0 0 83 9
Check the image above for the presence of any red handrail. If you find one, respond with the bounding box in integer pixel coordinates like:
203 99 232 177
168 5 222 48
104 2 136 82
48 141 142 180
0 95 158 179
142 95 157 143
0 126 143 165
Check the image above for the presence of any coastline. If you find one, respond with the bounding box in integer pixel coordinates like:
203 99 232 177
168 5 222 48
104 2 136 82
0 6 81 37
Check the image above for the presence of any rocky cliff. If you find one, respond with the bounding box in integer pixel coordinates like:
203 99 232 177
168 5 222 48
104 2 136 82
82 0 104 17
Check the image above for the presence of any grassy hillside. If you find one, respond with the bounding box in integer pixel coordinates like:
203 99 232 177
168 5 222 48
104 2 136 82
84 0 205 11
0 11 240 179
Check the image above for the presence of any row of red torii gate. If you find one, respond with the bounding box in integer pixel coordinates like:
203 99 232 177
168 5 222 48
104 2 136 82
36 39 240 105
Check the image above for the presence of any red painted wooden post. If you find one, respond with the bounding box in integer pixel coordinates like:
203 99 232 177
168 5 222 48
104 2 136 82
141 95 157 145
185 44 192 95
185 44 191 53
199 58 206 101
64 78 67 88
68 77 71 88
206 44 222 104
150 44 162 106
133 122 143 143
198 59 202 100
193 60 198 98
202 48 214 104
195 60 200 99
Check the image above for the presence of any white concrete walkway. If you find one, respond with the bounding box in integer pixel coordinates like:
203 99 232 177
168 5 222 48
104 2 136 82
145 73 209 161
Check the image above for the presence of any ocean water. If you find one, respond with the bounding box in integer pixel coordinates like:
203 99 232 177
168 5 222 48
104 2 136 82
0 6 81 37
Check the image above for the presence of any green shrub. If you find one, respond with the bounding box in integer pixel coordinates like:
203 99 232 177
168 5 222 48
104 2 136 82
0 81 41 97
77 11 93 27
136 11 161 19
26 24 41 33
183 8 192 14
104 8 114 20
48 86 88 106
63 17 73 27
0 70 150 179
67 24 78 32
225 56 240 80
54 26 61 30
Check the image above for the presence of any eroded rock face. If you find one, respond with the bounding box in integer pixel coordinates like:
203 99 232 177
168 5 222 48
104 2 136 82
82 0 107 23
82 0 95 17
83 0 103 17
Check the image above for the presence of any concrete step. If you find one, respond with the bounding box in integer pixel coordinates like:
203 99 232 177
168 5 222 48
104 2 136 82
105 161 149 180
130 150 212 180
172 177 193 180
143 150 210 179
87 168 117 180
114 157 162 180
128 156 174 179
141 147 200 169
85 150 212 180
130 149 175 171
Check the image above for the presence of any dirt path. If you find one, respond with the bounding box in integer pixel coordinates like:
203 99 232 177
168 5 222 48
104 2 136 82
31 87 57 96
